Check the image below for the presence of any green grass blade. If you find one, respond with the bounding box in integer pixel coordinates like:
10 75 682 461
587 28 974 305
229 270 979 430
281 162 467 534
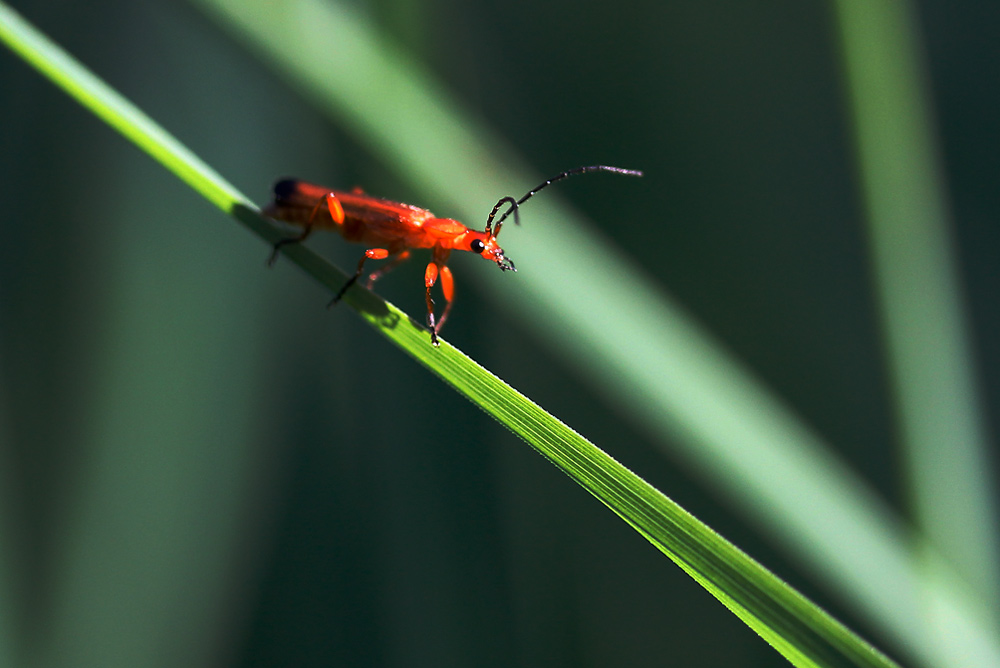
833 0 1000 637
0 4 904 666
190 0 1000 664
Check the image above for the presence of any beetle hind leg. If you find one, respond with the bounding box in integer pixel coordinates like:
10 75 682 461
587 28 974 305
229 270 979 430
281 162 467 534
267 225 313 267
267 192 346 267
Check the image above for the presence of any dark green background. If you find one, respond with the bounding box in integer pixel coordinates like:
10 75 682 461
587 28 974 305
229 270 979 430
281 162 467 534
1 0 997 666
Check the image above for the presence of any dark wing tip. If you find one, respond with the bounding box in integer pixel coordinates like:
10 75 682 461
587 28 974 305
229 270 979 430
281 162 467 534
271 178 302 203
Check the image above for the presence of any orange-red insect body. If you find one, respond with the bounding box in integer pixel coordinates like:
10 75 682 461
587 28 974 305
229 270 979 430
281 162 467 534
264 166 642 346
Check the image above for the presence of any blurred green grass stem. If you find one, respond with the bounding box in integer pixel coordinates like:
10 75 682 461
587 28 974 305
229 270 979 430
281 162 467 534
833 0 1000 661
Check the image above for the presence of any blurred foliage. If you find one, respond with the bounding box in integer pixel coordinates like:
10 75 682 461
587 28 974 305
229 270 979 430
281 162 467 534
1 0 998 667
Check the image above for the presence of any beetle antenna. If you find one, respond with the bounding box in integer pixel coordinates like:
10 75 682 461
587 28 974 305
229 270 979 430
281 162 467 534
485 196 520 236
487 165 643 236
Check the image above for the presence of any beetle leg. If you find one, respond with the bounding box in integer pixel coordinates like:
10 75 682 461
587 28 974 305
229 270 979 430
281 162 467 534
267 225 313 267
436 265 455 333
314 192 346 226
267 192 345 266
365 250 411 288
422 262 454 347
329 248 390 306
424 262 441 346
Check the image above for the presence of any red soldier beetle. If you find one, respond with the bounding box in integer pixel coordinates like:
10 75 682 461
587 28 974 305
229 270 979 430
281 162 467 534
263 165 642 346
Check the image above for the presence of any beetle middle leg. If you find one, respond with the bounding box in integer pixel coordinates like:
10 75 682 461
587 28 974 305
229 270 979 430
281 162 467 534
365 250 411 289
329 248 391 306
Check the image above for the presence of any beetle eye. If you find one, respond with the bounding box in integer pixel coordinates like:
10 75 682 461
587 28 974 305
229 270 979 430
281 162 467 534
470 239 486 254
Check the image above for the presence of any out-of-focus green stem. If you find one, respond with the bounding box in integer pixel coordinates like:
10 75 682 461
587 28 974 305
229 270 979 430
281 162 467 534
832 0 1000 663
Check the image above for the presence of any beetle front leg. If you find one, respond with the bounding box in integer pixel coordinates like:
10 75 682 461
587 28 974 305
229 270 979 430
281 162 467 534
424 263 441 346
436 265 455 333
423 263 453 347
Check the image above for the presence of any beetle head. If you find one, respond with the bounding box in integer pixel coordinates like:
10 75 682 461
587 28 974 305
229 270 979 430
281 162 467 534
467 231 515 272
